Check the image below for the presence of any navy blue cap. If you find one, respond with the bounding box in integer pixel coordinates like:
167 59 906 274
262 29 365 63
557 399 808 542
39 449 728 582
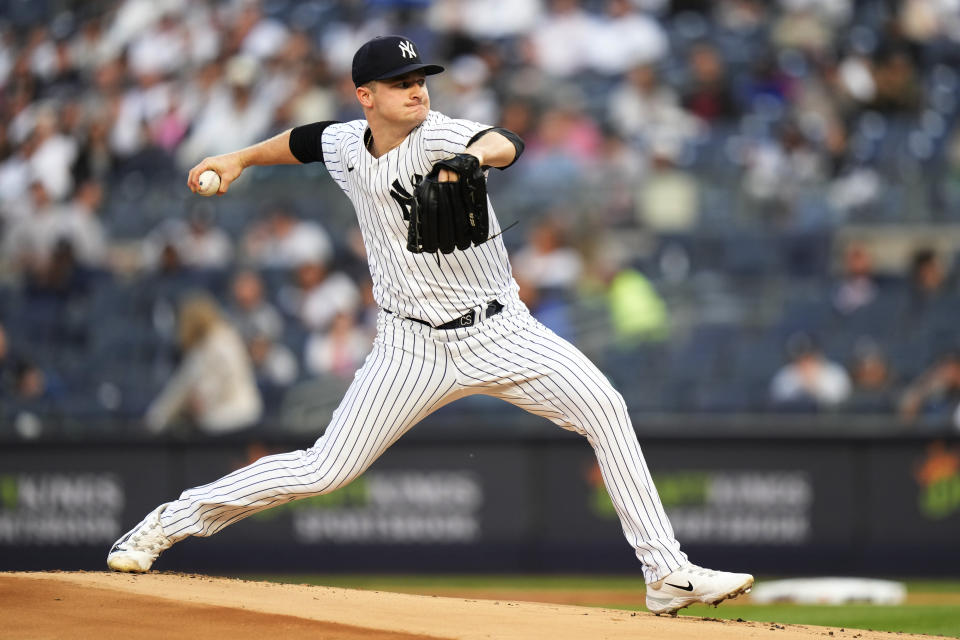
352 35 444 87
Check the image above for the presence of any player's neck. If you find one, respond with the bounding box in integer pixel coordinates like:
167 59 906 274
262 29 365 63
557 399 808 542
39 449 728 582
365 117 421 158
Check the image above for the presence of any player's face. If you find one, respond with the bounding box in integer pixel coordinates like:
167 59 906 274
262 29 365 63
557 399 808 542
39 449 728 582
371 71 430 125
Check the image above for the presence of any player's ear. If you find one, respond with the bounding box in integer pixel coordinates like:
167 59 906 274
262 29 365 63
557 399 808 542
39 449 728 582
356 83 375 109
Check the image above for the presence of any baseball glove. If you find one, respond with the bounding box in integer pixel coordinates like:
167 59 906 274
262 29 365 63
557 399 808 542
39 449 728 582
408 153 489 255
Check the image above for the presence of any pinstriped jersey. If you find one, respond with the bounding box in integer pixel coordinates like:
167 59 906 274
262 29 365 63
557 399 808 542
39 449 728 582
321 110 518 326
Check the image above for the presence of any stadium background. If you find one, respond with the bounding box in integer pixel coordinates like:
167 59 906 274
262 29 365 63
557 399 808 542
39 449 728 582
0 0 959 588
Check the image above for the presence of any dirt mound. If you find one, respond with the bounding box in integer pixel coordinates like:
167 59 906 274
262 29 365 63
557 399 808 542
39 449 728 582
2 572 945 640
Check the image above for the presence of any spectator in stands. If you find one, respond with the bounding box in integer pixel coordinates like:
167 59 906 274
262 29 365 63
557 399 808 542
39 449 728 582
108 61 175 160
846 338 896 412
24 238 91 301
28 106 77 201
242 202 333 269
513 216 583 296
583 241 670 345
513 216 582 338
248 331 299 388
770 332 852 410
900 0 960 60
1 351 64 438
681 42 741 124
155 242 184 277
497 98 538 144
177 59 225 131
607 262 670 345
68 13 113 75
823 123 882 220
227 270 297 398
176 204 233 269
227 269 284 342
581 126 646 227
608 63 700 146
519 102 602 204
145 294 262 436
233 1 290 61
1 180 60 277
0 126 36 215
530 0 597 78
635 138 700 232
907 248 948 311
869 49 923 115
142 204 232 271
439 55 499 126
589 0 668 76
175 55 276 167
272 55 337 131
428 0 543 41
0 322 8 394
949 118 960 178
531 99 603 161
899 349 960 430
0 328 65 408
56 179 108 269
11 357 58 401
279 260 361 334
831 241 879 316
71 115 116 185
304 311 372 380
2 352 65 439
742 121 827 227
770 1 847 57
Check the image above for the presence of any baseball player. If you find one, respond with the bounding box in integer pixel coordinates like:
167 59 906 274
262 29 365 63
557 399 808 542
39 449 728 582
107 36 753 616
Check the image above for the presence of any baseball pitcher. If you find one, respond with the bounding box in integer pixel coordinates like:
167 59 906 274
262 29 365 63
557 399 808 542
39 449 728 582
107 36 753 616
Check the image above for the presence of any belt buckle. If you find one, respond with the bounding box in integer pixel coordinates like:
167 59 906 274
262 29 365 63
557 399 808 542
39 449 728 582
459 311 475 327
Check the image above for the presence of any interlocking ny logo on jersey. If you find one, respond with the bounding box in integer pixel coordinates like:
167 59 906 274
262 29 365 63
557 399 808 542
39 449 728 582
398 40 416 59
390 175 421 221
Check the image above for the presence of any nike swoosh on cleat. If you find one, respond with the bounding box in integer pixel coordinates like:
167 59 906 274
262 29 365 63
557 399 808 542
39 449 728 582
665 581 694 591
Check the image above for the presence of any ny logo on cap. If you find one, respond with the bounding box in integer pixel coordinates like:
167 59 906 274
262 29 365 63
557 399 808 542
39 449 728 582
398 40 416 59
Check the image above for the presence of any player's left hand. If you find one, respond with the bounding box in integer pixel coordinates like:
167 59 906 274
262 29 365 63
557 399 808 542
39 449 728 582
409 153 489 254
436 152 482 183
437 167 458 182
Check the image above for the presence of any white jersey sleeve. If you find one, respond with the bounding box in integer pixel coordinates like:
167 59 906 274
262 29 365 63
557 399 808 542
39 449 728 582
422 117 492 164
320 120 366 195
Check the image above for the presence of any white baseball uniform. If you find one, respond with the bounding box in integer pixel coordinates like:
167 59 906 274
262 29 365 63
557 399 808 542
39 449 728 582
156 111 688 583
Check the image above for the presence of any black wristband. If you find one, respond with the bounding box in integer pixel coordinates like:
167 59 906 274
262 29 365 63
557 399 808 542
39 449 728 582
467 127 525 169
289 121 339 164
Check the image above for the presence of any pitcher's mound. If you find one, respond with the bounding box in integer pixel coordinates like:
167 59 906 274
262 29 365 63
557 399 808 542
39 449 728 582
0 572 942 640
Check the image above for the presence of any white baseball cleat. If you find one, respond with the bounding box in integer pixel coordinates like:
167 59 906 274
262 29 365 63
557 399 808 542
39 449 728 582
106 503 173 573
646 563 754 616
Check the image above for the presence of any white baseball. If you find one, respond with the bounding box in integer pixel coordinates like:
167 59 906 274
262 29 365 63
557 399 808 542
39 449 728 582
197 170 221 196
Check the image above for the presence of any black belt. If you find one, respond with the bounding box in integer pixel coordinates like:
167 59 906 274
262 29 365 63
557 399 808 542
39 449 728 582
385 301 503 330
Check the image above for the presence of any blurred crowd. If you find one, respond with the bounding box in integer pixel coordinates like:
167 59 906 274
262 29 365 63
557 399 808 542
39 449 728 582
2 0 960 437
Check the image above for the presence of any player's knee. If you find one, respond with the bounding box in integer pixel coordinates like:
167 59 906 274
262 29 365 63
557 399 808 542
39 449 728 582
299 464 366 496
596 385 629 415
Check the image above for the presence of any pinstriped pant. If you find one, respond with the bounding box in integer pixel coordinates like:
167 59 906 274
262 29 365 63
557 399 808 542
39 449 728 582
160 303 688 583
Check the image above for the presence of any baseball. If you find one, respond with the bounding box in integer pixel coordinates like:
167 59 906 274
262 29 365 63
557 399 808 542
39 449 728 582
197 170 221 196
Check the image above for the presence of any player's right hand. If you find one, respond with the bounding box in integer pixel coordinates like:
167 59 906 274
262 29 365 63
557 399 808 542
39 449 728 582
187 153 245 196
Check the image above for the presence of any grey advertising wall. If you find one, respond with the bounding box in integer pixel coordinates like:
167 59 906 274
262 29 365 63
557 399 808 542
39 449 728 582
1 434 958 575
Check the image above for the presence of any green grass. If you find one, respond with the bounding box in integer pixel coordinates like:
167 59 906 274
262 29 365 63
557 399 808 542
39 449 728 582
237 574 960 638
671 603 960 638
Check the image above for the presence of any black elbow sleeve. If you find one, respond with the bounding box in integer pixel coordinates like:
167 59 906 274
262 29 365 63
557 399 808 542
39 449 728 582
469 127 525 169
289 121 338 164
